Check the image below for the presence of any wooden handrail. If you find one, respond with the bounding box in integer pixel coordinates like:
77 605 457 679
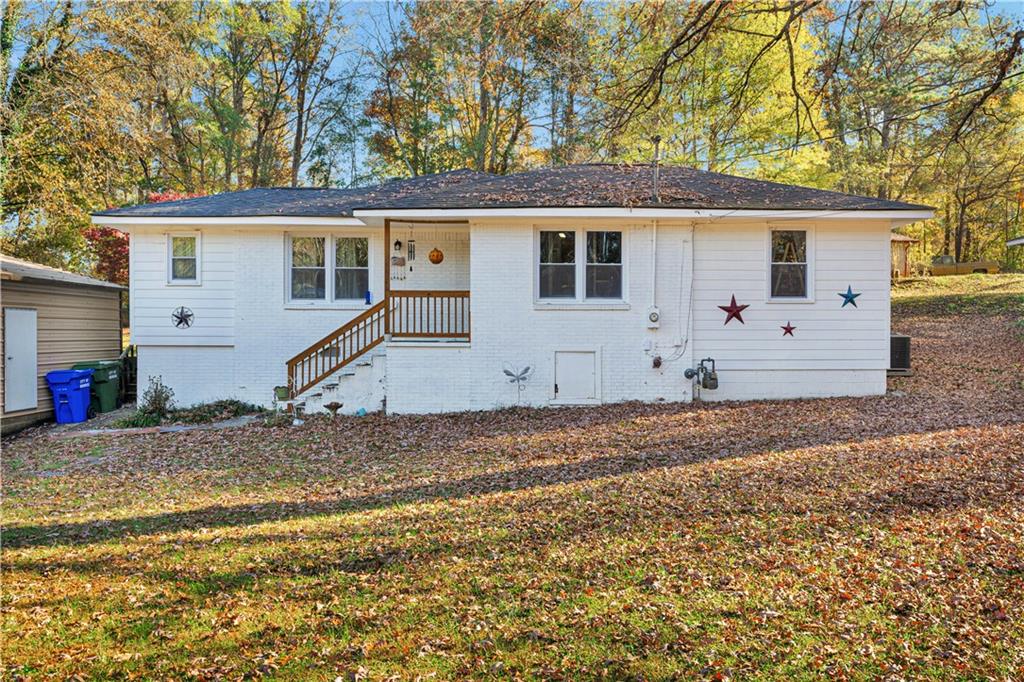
389 290 470 340
286 290 471 399
286 300 387 398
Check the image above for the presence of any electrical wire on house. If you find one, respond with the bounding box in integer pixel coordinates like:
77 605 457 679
649 222 695 364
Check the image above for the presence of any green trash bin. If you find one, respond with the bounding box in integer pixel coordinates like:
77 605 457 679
71 360 121 413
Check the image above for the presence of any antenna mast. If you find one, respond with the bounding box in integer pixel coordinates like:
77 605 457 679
651 135 662 203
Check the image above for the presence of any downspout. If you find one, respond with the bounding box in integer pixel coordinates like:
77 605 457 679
683 222 694 347
651 219 658 311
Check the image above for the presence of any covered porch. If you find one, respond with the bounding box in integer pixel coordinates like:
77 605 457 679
384 218 471 341
286 218 470 397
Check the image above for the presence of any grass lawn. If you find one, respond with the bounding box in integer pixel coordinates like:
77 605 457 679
3 275 1023 680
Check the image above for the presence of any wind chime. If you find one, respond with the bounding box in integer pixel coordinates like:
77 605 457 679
391 225 418 281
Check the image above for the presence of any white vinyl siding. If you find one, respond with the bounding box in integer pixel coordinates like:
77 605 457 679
693 220 890 381
132 228 234 346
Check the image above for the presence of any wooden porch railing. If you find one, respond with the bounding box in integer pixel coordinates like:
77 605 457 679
389 290 470 339
286 290 470 399
287 300 387 398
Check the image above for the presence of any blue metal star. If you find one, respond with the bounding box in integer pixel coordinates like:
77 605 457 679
838 285 861 308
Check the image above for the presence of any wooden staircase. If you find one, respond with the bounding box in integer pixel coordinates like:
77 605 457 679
286 300 387 398
286 290 470 401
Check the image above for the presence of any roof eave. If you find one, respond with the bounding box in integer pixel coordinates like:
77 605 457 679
91 215 367 227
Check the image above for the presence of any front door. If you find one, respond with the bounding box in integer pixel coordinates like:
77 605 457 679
4 308 38 412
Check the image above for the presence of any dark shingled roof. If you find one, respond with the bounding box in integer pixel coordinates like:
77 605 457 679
94 164 932 218
92 170 493 218
360 164 933 211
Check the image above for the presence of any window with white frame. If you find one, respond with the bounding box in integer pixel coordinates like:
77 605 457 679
586 231 622 299
334 237 369 300
539 231 576 298
538 229 623 302
288 235 369 302
168 234 199 283
290 236 327 300
769 228 809 298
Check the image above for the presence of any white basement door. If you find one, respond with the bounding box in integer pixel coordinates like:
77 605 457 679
554 350 597 402
4 308 38 412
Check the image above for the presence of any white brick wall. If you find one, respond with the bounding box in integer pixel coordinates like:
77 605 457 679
389 227 470 290
386 220 695 413
132 217 891 411
137 346 236 406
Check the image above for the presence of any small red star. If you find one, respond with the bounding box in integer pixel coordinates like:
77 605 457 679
781 321 796 336
718 295 749 325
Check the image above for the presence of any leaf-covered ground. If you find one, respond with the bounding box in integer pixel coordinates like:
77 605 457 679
3 275 1023 680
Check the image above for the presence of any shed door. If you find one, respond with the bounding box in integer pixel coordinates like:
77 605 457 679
4 308 38 412
554 351 596 402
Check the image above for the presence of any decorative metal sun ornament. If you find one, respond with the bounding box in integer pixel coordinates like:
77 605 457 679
172 306 194 329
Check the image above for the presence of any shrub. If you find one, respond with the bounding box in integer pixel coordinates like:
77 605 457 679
139 376 175 420
169 400 263 424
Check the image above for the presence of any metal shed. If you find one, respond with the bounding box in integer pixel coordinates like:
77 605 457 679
1 255 124 434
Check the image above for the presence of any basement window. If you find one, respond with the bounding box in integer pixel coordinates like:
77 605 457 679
769 228 811 299
167 233 200 284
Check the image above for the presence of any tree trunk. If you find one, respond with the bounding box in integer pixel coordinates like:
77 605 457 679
955 202 967 262
942 203 951 255
291 75 307 186
161 89 194 191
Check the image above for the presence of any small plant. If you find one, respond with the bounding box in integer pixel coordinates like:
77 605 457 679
139 376 175 420
256 412 294 428
113 411 161 428
169 400 263 424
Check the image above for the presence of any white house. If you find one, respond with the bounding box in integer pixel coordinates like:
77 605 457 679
92 164 933 414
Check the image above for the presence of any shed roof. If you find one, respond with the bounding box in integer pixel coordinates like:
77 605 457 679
1 254 125 290
890 233 920 243
92 163 932 219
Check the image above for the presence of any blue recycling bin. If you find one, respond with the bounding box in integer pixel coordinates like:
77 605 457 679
45 369 94 424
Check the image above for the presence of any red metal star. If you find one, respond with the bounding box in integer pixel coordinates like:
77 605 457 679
718 295 749 325
781 321 796 336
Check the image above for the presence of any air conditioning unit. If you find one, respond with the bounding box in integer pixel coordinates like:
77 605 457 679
889 334 911 376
